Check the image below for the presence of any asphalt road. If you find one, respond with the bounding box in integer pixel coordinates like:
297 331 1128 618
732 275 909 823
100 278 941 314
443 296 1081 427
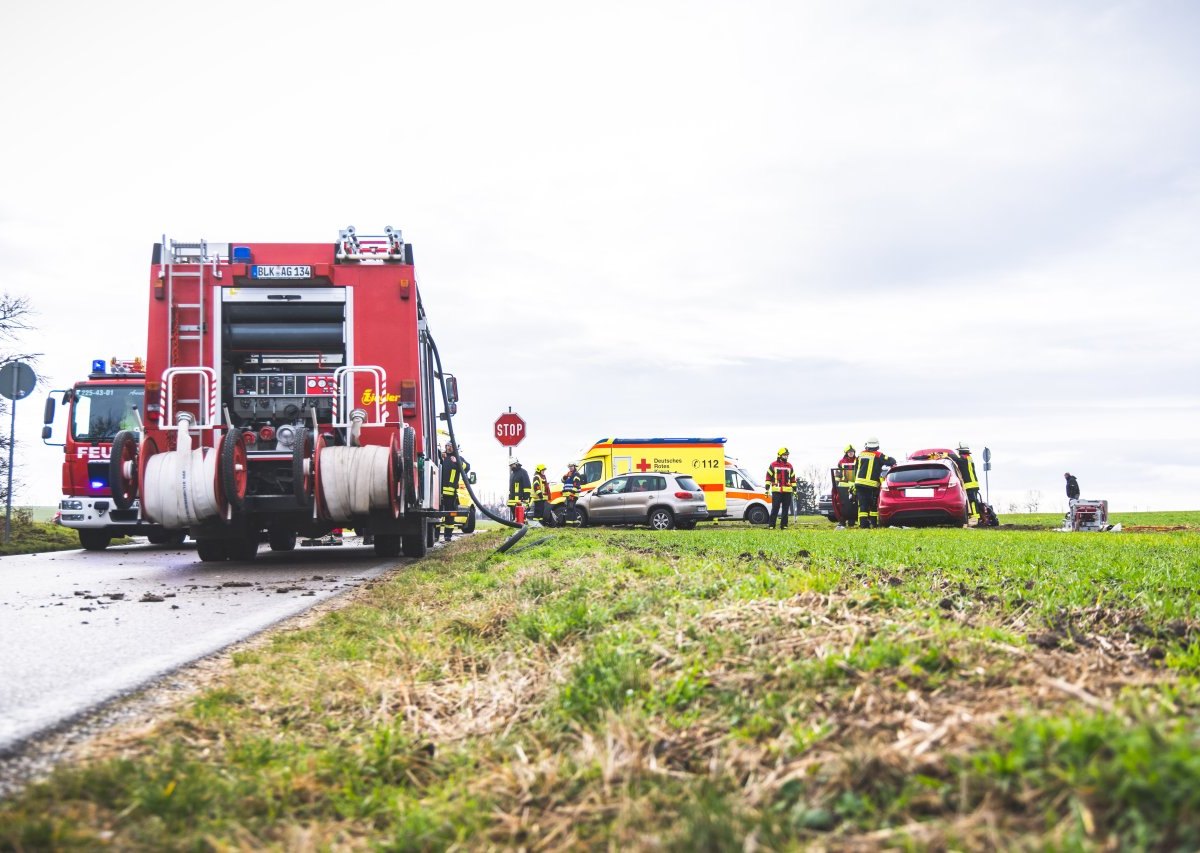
0 536 404 752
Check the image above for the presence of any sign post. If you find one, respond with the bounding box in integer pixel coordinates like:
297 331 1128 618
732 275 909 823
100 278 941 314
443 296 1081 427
982 446 992 505
0 361 37 543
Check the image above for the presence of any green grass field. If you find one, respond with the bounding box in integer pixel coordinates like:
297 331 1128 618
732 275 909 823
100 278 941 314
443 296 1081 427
2 516 1199 849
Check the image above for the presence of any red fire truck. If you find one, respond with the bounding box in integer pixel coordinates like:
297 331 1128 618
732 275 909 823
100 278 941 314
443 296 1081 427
110 227 449 562
42 359 187 550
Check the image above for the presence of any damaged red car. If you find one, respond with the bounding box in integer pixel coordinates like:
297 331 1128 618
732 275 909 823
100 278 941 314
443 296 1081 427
878 453 969 528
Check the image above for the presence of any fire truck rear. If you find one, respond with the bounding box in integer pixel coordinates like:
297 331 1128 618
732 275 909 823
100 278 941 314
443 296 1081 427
113 227 448 561
42 359 187 550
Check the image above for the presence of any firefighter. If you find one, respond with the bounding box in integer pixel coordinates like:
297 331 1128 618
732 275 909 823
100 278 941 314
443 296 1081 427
531 463 553 526
764 447 797 530
1065 472 1080 501
561 462 583 525
835 444 858 526
508 458 531 521
853 438 895 528
440 442 469 542
954 443 982 520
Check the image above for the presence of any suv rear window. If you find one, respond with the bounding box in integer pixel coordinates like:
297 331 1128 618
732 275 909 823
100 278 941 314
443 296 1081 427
888 465 951 485
674 476 700 491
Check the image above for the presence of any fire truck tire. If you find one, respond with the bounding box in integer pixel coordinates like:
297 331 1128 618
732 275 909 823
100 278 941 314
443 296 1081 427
227 536 259 562
147 529 186 546
269 529 297 551
402 526 428 558
196 538 228 562
402 425 418 507
220 430 249 512
109 430 139 510
292 427 314 507
463 505 477 534
745 504 769 526
79 530 112 551
373 533 401 557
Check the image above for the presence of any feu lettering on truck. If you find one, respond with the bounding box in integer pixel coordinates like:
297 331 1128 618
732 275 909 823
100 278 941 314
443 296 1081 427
76 446 113 459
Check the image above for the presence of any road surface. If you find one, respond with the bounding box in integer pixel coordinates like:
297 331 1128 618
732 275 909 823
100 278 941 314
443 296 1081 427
0 537 405 753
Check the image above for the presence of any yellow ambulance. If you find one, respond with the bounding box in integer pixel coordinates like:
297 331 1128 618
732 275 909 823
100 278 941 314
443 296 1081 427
555 437 729 518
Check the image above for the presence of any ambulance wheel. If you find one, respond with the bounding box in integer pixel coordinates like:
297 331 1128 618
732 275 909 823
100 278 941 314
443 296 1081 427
403 527 428 558
227 536 259 562
220 430 249 511
196 538 228 562
79 530 112 551
109 430 139 510
463 505 477 533
745 504 769 526
373 533 401 557
648 508 675 531
292 427 314 507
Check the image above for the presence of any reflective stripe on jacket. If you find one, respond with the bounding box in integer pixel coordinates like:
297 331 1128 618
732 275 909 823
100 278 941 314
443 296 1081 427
765 459 796 493
957 454 979 490
854 451 885 487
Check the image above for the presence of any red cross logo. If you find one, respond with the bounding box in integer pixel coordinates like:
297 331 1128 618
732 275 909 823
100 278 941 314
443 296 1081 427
636 458 652 472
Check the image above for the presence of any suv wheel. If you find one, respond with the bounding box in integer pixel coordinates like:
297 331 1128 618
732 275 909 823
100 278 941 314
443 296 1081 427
648 508 675 531
576 508 589 528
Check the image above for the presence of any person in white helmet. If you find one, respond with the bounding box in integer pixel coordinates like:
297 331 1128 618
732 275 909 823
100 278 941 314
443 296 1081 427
953 442 981 520
853 438 895 528
507 458 531 521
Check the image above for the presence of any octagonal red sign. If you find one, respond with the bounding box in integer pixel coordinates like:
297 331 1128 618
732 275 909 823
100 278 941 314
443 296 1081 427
494 412 526 447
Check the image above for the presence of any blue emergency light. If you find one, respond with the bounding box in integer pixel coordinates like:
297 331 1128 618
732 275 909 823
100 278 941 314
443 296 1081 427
92 359 106 374
232 246 253 263
91 480 106 489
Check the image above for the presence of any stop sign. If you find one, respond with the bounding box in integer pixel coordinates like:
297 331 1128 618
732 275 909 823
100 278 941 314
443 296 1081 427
494 412 526 447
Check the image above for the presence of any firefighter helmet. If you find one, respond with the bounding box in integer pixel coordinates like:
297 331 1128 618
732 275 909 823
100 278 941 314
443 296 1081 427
568 461 578 469
865 438 880 450
958 442 970 453
509 458 520 467
777 447 789 457
536 463 546 472
844 444 855 454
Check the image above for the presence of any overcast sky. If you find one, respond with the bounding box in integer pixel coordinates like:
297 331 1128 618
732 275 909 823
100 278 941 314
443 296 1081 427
2 1 1197 514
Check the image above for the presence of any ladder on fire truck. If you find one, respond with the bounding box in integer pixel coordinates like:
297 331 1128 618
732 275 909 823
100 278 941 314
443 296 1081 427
160 239 225 427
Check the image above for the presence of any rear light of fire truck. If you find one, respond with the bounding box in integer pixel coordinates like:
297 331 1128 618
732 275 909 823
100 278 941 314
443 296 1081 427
145 382 161 424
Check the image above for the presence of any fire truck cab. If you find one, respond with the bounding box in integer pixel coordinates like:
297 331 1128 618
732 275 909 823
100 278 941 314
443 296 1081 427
42 359 187 550
115 227 448 562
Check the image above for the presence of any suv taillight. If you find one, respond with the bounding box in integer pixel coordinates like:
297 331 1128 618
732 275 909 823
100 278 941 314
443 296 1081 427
675 491 694 499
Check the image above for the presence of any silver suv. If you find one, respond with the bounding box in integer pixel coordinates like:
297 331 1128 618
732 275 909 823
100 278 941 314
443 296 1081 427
575 472 708 530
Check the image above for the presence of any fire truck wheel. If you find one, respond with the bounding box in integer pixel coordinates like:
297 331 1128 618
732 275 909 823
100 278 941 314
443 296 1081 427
227 536 259 562
402 425 418 507
79 530 112 551
269 529 297 551
373 533 401 557
292 427 314 507
402 527 428 558
109 430 139 510
745 504 769 526
463 505 477 534
196 538 228 562
146 529 185 546
220 430 249 511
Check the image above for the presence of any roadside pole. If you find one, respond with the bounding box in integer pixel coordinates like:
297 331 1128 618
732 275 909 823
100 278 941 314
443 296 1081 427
983 447 992 505
1 361 38 543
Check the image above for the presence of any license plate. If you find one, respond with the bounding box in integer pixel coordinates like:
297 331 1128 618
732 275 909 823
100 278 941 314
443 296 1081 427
905 488 935 497
251 264 312 279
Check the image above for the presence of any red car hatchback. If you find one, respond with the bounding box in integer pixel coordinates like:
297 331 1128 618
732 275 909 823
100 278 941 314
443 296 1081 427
878 458 968 527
